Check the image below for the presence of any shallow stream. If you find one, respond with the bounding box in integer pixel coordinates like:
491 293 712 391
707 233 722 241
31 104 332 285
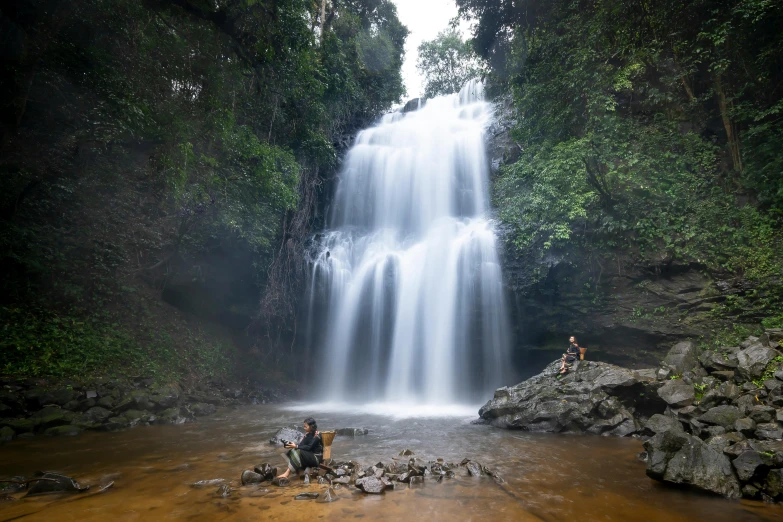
1 404 781 521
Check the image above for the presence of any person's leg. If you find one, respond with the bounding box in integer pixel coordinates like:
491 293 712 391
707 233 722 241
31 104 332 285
277 450 296 478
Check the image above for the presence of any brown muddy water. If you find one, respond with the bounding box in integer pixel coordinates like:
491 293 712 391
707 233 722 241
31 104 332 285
1 404 781 522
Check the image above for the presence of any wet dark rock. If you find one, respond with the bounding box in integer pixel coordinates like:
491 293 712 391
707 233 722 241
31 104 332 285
734 418 757 437
355 476 387 494
644 414 684 435
732 451 770 482
271 477 289 487
663 341 699 375
643 431 740 498
216 484 231 497
698 405 741 428
765 469 783 500
408 476 424 486
190 403 216 417
748 405 776 424
29 406 76 430
104 416 131 431
241 470 263 485
44 425 83 436
26 472 90 496
154 407 192 425
316 486 339 503
712 371 736 381
657 380 695 408
253 463 276 481
699 350 739 371
465 461 481 477
755 423 783 440
399 448 414 456
699 382 740 409
0 426 14 442
295 492 319 500
336 427 368 436
84 406 113 424
479 360 654 435
736 344 781 380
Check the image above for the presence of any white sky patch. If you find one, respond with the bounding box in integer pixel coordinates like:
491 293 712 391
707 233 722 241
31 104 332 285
392 0 471 99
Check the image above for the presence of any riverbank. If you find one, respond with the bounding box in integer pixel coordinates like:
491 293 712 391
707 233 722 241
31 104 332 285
1 404 782 521
0 375 290 442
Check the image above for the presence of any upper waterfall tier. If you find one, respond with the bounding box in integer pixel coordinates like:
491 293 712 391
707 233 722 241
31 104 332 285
330 79 492 236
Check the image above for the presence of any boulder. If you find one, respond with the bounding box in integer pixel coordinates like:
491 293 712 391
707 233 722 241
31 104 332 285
736 343 780 380
0 426 15 443
755 423 783 440
29 406 76 430
84 407 113 424
698 405 741 428
748 405 776 424
355 477 387 494
479 361 647 435
699 350 738 371
336 427 369 436
765 469 783 499
241 470 263 485
711 371 735 381
44 425 83 437
644 414 684 435
663 341 699 374
734 418 756 437
154 407 191 425
644 431 740 498
26 472 89 496
699 382 740 410
657 379 695 407
731 450 769 482
190 403 216 417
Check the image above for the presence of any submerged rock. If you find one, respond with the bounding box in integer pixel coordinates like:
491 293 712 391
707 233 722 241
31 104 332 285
295 492 319 500
26 472 90 496
191 479 226 488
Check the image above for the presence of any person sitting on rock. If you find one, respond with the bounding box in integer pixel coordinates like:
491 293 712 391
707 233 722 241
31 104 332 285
559 336 580 375
276 417 323 480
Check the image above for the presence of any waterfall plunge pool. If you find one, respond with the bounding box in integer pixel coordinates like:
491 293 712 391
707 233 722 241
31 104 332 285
1 404 781 522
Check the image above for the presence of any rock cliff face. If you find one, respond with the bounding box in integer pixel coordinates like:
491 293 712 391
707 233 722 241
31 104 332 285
485 97 749 372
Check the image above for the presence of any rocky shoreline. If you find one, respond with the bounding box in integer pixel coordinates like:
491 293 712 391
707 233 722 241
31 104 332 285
480 328 783 502
0 376 289 442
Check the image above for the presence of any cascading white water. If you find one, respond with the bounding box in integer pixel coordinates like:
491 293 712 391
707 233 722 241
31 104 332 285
306 79 511 406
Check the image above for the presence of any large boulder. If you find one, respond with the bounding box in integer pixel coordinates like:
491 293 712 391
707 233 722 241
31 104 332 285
698 405 742 429
663 341 699 375
736 343 780 380
656 379 695 407
479 360 655 435
643 429 741 498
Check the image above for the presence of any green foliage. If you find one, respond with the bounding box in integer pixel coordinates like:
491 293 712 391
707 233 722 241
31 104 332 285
0 305 231 381
417 29 484 98
460 0 783 326
0 0 408 381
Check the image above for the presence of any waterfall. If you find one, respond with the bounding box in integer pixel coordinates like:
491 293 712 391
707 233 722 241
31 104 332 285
306 79 511 406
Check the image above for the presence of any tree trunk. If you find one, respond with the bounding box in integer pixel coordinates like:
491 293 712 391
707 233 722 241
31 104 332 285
714 74 742 173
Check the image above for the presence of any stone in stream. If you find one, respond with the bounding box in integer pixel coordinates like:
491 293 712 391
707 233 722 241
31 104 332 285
295 492 319 500
25 472 90 496
399 448 415 456
241 470 263 485
355 476 387 494
335 427 368 436
316 486 339 503
191 479 226 488
271 477 289 487
465 461 482 477
253 463 277 481
216 484 231 497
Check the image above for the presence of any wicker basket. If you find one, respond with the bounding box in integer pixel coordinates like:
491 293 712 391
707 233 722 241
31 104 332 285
321 430 336 460
579 347 587 360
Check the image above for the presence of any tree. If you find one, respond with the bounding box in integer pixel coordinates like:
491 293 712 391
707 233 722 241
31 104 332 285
416 29 483 98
